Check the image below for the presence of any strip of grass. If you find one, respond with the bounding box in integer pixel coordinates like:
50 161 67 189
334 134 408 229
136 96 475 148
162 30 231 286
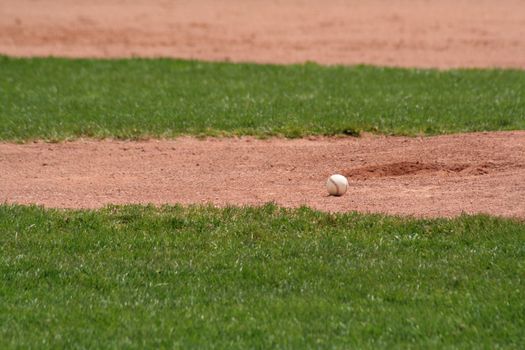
0 56 524 141
1 204 524 348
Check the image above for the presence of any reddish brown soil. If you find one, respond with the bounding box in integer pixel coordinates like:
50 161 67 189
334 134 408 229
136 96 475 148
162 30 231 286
1 0 524 68
2 132 524 218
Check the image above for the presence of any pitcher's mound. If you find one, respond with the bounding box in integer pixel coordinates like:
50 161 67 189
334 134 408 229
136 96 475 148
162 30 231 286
1 131 524 218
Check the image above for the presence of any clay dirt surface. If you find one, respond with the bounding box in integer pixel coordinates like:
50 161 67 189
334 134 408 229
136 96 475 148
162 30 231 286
2 132 524 218
1 0 525 68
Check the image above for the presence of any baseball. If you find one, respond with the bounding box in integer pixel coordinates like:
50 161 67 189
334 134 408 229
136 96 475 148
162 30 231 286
326 174 348 196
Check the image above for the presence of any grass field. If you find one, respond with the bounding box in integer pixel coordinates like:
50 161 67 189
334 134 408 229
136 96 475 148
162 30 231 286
1 204 524 348
1 56 524 141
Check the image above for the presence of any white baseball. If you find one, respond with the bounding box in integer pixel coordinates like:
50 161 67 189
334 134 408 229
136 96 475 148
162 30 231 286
326 174 348 196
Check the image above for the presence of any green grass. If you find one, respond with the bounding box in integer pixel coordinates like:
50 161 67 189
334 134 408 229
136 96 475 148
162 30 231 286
1 204 524 348
0 56 524 141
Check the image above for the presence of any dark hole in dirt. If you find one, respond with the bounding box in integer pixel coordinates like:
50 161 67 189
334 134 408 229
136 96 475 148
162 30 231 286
342 161 500 180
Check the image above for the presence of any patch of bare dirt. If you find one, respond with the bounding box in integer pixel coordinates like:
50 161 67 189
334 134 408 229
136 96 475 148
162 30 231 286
1 0 524 68
1 132 524 218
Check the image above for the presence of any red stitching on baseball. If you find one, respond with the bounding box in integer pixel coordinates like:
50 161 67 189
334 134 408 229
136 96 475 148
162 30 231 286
329 177 340 195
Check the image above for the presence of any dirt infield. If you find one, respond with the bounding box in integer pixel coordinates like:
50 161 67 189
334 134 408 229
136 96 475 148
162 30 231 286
2 132 524 218
1 0 524 68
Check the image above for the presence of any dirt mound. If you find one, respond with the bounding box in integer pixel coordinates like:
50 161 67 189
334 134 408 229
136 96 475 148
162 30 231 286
344 161 466 179
343 161 505 180
1 131 524 218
